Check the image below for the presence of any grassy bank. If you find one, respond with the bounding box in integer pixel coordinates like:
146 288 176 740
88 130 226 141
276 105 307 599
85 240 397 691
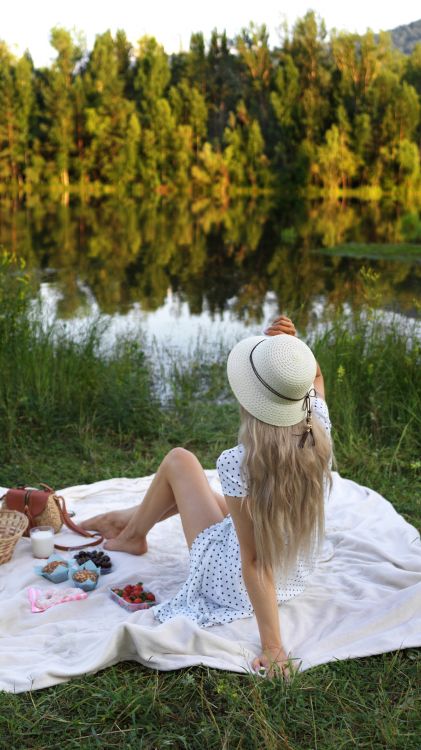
315 242 421 261
1 254 420 748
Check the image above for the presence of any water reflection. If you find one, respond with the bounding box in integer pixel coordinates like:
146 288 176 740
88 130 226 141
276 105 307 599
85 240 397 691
0 196 419 340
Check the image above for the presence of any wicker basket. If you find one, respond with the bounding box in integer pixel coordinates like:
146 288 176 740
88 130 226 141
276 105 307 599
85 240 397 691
30 494 62 534
0 510 29 564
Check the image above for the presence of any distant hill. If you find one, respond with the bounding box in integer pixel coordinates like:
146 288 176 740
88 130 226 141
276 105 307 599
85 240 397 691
388 18 421 54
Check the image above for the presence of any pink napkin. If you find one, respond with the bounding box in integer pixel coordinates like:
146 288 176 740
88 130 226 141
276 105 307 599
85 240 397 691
28 587 88 612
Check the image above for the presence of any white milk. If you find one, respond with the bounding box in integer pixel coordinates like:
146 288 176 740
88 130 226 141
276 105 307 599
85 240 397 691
30 526 55 558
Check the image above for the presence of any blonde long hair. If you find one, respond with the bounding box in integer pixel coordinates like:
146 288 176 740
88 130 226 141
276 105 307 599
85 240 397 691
239 406 332 583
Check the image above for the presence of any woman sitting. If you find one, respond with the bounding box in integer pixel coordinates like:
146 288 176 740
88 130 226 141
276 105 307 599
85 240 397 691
82 316 332 677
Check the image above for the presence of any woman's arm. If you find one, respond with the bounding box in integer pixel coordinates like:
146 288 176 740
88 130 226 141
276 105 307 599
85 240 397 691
264 315 325 400
314 360 325 400
225 495 290 677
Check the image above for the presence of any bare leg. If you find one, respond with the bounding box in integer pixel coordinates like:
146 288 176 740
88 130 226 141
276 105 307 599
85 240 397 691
81 475 227 540
150 490 227 523
80 497 178 540
104 448 228 554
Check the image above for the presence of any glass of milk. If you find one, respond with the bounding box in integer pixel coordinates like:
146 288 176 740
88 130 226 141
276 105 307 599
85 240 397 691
30 526 55 558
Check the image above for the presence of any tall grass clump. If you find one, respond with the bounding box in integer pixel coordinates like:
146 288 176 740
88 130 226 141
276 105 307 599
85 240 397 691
0 253 159 461
311 312 420 485
155 337 238 452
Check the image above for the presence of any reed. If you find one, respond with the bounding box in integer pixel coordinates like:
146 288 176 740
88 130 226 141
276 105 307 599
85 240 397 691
0 254 158 460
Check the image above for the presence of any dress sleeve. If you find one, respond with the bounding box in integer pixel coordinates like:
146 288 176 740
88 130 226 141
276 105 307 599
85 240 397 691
216 445 248 497
312 396 332 437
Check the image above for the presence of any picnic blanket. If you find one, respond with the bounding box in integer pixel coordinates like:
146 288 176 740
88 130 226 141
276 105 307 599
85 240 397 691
0 470 420 693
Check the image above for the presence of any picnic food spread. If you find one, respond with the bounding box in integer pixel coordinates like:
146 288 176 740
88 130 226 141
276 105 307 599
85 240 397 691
0 507 159 612
29 546 157 610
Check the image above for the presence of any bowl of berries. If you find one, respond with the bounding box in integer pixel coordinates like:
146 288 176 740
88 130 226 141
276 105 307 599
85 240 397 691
109 581 157 612
73 549 113 574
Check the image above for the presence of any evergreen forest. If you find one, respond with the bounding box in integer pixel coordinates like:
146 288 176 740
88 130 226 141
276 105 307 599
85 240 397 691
1 11 421 203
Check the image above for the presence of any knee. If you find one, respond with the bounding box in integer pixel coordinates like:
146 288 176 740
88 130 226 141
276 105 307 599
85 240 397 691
164 447 196 471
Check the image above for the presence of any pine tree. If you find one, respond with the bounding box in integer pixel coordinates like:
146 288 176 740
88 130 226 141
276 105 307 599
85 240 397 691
236 23 272 128
13 53 34 191
134 36 171 126
315 122 358 191
287 12 332 146
169 80 207 153
83 31 140 189
206 30 240 141
192 142 230 206
187 32 208 95
223 101 272 192
0 44 19 187
40 28 83 193
270 52 303 188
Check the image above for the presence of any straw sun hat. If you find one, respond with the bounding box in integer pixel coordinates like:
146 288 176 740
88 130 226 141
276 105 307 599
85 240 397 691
227 334 317 429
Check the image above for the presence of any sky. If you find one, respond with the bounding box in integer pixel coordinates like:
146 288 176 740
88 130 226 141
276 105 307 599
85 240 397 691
2 0 421 66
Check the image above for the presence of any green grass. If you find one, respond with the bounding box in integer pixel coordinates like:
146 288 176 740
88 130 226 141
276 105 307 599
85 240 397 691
2 653 420 750
1 253 420 749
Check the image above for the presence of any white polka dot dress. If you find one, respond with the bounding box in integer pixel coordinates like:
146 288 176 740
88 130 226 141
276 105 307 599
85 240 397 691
153 396 332 628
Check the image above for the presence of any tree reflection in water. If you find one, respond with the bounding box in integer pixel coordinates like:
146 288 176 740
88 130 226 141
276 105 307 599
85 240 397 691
0 196 419 332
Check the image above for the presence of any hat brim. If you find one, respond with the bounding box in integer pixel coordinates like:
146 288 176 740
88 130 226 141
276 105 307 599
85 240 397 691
227 335 310 427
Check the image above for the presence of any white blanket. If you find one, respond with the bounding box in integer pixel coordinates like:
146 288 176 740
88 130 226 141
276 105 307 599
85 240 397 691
0 471 420 693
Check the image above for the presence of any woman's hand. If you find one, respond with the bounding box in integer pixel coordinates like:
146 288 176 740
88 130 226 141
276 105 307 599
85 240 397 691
264 315 296 337
252 645 292 680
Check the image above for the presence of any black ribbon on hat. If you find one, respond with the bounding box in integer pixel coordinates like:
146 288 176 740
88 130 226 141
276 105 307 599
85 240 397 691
298 388 316 448
249 340 316 447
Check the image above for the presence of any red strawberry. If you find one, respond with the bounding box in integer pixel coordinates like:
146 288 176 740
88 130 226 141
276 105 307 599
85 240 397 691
146 593 155 601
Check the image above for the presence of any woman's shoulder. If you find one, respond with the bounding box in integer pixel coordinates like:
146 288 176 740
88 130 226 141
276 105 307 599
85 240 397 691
312 394 332 435
216 444 248 498
216 444 244 466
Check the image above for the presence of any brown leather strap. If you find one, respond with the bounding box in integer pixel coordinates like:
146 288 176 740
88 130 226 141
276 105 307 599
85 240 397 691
53 495 103 551
54 538 103 551
39 483 54 493
25 508 35 527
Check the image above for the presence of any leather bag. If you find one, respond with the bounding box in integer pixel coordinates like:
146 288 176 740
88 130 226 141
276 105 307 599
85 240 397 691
1 484 103 551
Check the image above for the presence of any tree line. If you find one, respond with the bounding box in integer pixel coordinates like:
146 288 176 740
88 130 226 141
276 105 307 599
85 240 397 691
1 11 421 201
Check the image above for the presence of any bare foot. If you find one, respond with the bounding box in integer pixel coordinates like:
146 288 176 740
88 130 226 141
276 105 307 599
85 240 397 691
104 534 148 555
80 508 136 538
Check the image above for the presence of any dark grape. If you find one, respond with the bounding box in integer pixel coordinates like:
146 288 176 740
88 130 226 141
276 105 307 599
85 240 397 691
73 548 112 572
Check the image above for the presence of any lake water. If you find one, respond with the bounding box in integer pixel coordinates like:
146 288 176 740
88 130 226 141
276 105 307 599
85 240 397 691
2 196 420 351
